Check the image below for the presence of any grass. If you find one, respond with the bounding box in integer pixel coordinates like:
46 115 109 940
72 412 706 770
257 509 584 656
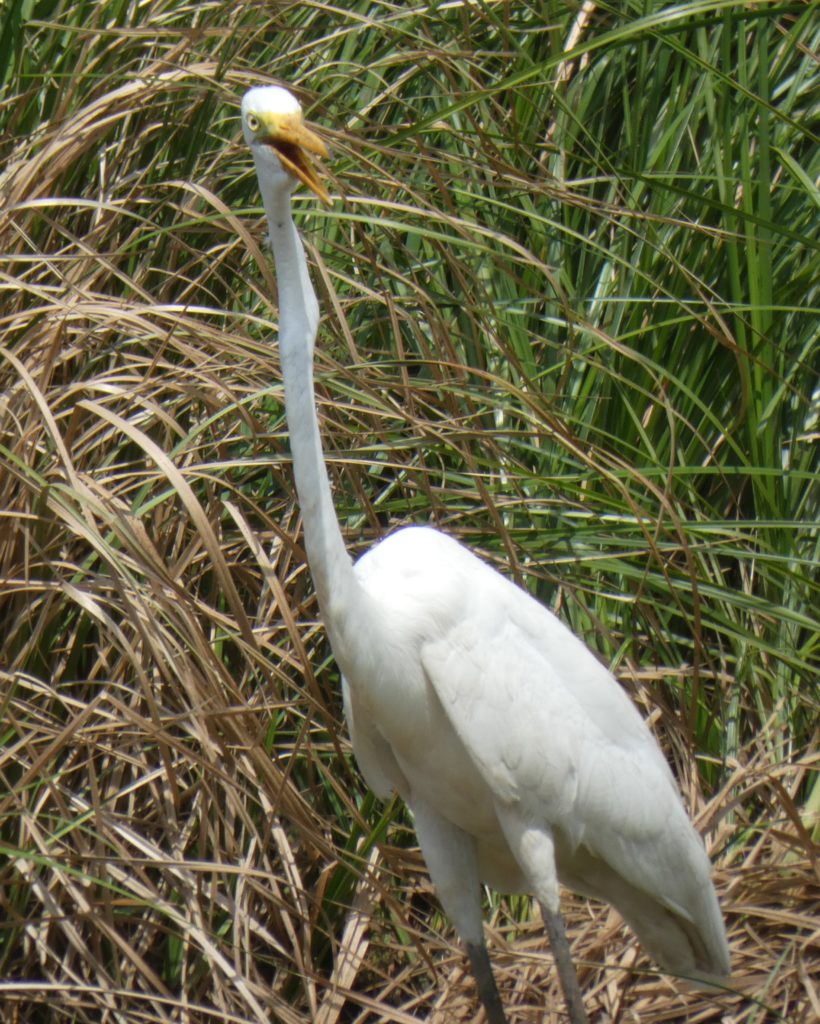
0 1 817 1021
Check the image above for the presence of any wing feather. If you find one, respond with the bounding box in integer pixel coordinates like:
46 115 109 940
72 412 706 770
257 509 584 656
418 564 726 972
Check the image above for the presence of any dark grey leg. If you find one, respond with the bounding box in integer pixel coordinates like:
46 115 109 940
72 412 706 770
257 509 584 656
541 904 589 1024
410 800 510 1022
466 940 508 1024
493 807 590 1024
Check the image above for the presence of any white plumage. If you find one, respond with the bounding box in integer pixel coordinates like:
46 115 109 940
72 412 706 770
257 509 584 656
241 84 729 1024
347 525 727 976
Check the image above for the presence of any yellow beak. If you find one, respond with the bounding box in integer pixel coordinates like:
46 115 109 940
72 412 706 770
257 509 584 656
257 111 330 205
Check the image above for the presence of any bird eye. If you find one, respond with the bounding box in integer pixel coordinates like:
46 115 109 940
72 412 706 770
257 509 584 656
246 112 260 132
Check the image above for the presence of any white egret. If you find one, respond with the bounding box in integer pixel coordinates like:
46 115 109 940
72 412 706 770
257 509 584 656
240 84 730 1024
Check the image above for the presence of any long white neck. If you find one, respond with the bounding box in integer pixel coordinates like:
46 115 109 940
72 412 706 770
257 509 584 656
259 181 357 624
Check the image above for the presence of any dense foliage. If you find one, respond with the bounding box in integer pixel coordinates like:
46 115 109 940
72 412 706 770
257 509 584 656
1 2 816 1021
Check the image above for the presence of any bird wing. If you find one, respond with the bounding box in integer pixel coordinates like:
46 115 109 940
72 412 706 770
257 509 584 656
418 567 711 926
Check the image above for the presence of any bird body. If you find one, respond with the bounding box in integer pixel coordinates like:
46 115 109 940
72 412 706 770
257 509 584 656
342 523 727 979
241 84 729 1023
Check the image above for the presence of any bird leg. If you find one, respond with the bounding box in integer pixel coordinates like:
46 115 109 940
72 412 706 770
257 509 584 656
410 800 511 1023
540 904 589 1024
466 940 508 1024
493 808 589 1024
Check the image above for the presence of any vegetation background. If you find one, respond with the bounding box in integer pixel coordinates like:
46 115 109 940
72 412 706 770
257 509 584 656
0 1 816 1021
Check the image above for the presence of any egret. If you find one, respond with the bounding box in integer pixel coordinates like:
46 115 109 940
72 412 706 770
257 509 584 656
240 84 730 1024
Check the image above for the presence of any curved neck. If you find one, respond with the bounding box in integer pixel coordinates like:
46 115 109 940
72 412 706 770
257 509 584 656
260 184 356 622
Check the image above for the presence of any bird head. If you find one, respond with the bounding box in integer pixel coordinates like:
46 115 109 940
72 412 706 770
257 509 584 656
241 85 330 204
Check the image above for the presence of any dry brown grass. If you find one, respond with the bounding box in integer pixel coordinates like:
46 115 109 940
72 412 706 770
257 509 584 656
0 653 816 1021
